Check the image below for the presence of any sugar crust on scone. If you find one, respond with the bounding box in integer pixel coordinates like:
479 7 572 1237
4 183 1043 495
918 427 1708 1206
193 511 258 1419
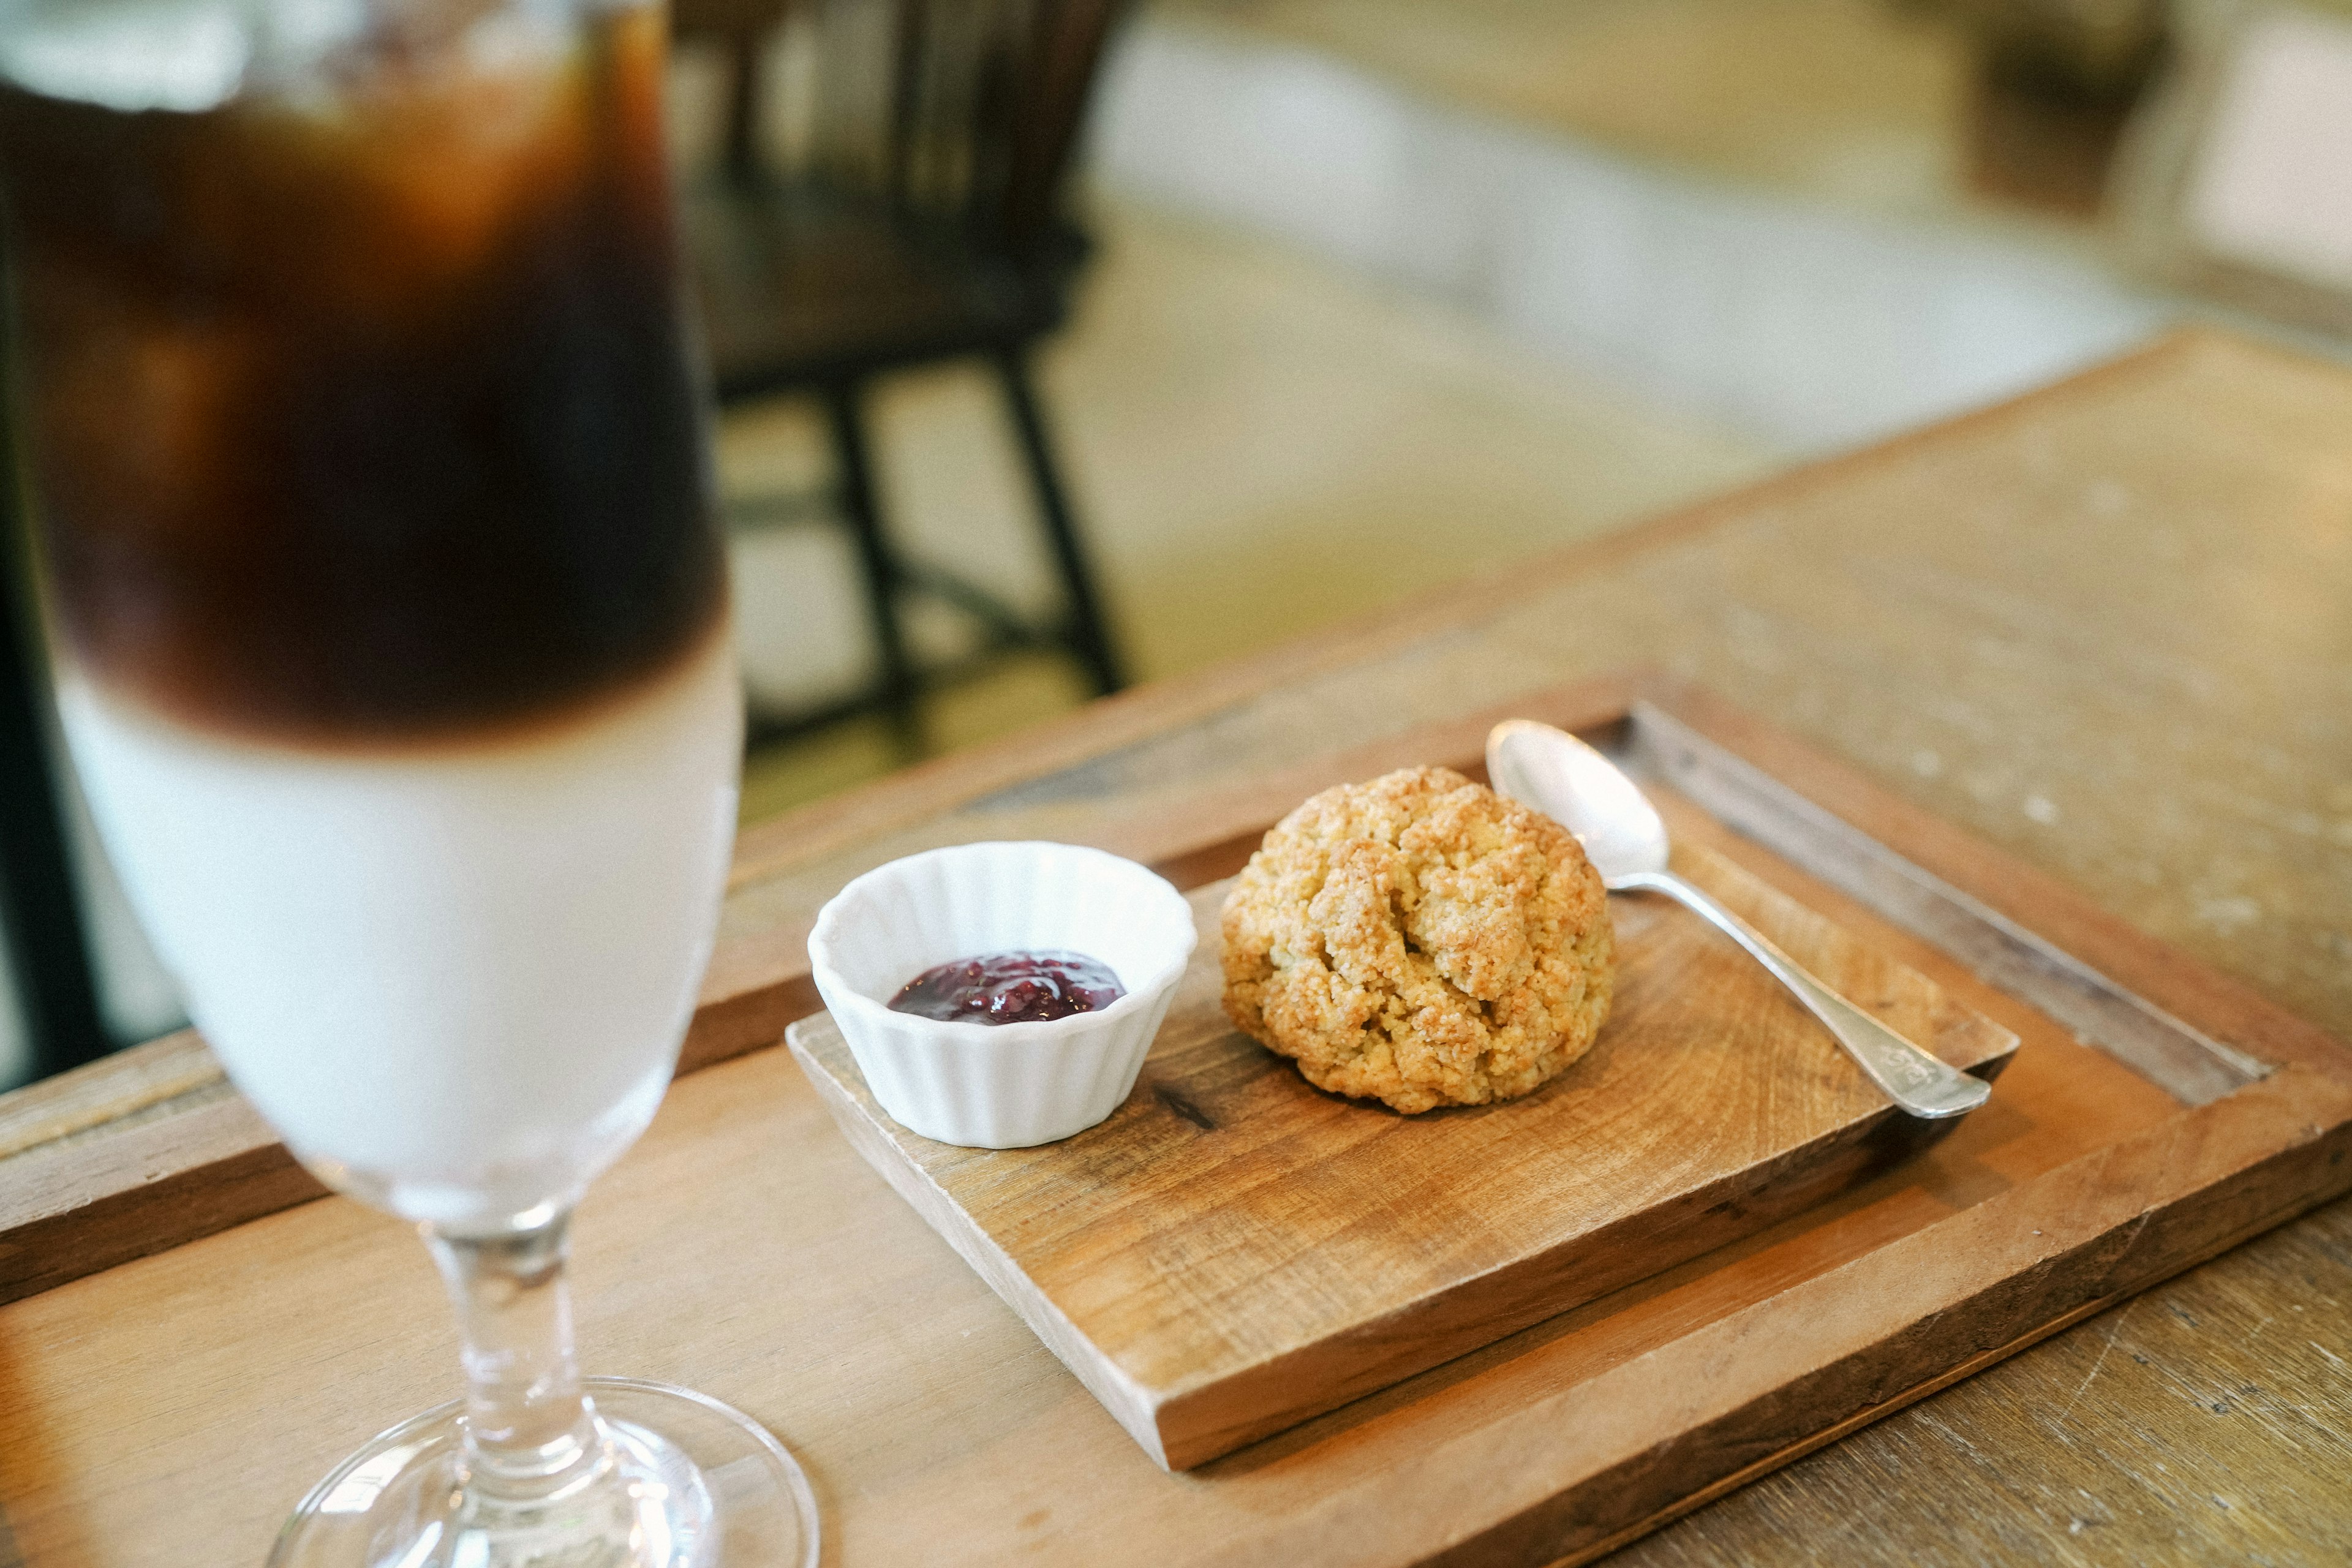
1219 766 1614 1114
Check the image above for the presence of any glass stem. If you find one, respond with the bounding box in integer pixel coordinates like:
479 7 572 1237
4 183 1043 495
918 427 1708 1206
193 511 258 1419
424 1208 610 1502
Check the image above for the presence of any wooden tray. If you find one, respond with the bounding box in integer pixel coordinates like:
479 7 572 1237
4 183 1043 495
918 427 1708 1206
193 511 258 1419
783 688 2339 1501
789 778 2019 1468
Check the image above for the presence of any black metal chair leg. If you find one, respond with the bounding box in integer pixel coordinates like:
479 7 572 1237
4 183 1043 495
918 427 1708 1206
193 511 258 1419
991 345 1126 696
0 543 111 1079
821 380 925 756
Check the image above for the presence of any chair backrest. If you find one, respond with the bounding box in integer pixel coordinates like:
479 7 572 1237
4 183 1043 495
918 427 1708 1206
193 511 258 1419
672 0 1129 258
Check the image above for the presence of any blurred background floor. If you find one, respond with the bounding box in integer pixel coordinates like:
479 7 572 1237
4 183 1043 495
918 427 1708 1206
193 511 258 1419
721 198 1775 820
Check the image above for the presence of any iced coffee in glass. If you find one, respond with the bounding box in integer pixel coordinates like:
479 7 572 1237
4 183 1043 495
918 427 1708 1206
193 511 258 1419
0 0 815 1559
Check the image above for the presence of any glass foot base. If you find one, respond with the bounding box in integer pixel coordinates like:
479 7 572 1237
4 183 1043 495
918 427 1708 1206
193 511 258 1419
268 1377 818 1567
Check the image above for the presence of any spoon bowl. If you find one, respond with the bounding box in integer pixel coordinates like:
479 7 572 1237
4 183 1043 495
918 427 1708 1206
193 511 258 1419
1487 719 1991 1120
1487 719 1671 881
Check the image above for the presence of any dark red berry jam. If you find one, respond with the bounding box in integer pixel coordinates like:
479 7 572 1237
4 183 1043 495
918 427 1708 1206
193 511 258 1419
888 951 1125 1025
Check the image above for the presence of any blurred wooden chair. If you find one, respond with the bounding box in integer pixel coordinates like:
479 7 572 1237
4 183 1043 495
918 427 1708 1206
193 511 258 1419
0 505 111 1079
674 0 1133 748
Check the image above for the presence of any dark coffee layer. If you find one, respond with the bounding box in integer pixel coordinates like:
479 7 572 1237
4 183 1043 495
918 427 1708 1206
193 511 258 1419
0 7 725 748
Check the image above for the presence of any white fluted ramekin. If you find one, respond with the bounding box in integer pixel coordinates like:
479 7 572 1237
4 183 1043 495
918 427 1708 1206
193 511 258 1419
806 842 1197 1147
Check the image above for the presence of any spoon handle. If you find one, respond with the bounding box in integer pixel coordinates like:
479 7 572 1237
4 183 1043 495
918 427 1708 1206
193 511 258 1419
1612 870 1991 1120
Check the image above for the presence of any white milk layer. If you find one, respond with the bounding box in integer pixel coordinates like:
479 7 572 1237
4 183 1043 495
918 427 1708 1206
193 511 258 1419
58 633 742 1229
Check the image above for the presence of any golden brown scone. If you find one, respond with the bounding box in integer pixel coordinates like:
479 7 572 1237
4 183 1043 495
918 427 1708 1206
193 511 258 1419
1219 766 1613 1114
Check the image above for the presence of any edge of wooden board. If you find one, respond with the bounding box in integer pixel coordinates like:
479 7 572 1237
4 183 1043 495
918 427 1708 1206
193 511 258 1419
1427 1063 2352 1567
786 991 2018 1471
1643 683 2352 1080
945 1061 2347 1568
783 1019 1176 1468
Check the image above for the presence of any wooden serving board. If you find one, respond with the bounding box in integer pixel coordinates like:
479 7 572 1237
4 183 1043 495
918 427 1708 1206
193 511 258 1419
789 809 2017 1468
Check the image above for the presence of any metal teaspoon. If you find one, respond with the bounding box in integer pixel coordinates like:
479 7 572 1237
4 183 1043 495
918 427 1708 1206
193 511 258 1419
1485 719 1991 1120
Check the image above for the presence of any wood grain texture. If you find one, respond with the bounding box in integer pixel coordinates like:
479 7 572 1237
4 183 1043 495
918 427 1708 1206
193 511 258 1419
790 852 2017 1470
0 1030 217 1162
0 1093 320 1306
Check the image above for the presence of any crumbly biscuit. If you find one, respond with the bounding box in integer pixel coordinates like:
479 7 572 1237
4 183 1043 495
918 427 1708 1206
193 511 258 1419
1219 766 1613 1114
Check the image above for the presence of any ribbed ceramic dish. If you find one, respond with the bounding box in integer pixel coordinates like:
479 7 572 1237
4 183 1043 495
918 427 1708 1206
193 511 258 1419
805 842 1199 1147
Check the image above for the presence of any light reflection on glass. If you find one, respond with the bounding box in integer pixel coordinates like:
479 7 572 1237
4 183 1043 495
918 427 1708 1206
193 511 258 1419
315 1438 434 1514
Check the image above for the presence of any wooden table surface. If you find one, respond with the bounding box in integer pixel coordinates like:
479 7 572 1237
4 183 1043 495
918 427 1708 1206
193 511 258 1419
4 328 2351 1565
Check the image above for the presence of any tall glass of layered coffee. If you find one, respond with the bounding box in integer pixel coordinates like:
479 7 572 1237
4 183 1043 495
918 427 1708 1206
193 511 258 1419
0 0 815 1559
